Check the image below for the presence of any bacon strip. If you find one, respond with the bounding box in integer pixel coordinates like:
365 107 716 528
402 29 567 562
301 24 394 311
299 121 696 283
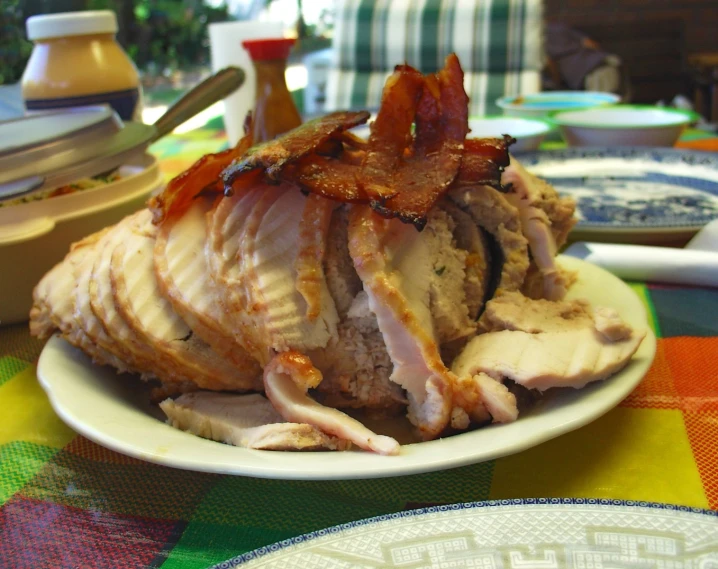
291 155 367 203
149 132 253 224
372 54 469 229
452 136 512 190
359 66 424 201
222 111 370 188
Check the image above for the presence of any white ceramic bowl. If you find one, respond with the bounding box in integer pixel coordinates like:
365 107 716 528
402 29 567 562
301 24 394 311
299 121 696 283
468 116 553 153
552 105 697 147
496 91 621 119
0 153 163 325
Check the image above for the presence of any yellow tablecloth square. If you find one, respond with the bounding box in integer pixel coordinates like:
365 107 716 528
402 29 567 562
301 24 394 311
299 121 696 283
0 367 76 448
489 407 709 509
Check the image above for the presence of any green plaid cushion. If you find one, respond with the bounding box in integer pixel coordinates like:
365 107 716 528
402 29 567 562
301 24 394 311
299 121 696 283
326 0 543 115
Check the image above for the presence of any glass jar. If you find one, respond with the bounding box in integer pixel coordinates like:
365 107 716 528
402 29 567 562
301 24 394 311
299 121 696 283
21 11 141 121
242 38 302 143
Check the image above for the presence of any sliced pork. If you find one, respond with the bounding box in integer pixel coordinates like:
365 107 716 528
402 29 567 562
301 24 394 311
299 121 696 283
207 183 339 365
160 392 350 451
110 210 256 392
154 194 262 381
263 351 400 455
348 205 454 440
502 159 577 301
453 289 645 392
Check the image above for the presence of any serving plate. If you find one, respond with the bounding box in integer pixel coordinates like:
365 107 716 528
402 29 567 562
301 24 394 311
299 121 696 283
522 147 718 244
36 256 656 480
213 499 718 568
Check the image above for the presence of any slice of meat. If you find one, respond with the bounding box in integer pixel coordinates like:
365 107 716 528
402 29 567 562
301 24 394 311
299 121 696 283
160 392 350 451
263 351 400 455
207 183 339 363
502 159 577 300
295 194 337 320
440 199 492 320
348 205 454 440
502 158 576 249
593 307 634 341
73 226 150 375
447 184 529 298
452 372 518 424
310 207 405 416
111 209 256 392
89 211 166 376
29 228 130 371
452 326 645 391
206 185 269 362
473 372 518 423
154 194 262 380
481 291 595 333
30 228 105 340
482 291 633 344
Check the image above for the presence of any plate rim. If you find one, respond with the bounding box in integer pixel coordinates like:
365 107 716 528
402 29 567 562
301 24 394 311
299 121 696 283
214 497 718 568
521 146 718 233
36 256 657 481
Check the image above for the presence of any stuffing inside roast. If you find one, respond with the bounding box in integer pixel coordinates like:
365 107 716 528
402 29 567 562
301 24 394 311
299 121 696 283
30 55 645 455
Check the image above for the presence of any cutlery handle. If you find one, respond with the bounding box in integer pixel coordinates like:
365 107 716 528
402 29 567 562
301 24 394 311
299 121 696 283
151 66 245 141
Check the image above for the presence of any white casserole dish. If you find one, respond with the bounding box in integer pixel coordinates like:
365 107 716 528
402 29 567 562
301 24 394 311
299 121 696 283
0 152 163 324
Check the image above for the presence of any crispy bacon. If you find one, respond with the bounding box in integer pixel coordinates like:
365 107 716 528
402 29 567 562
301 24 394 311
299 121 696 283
222 111 370 189
453 136 513 190
290 155 367 203
358 65 424 201
149 131 253 224
196 54 507 232
371 54 469 229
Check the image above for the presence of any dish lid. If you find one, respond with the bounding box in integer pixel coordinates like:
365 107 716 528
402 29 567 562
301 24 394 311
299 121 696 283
0 106 155 201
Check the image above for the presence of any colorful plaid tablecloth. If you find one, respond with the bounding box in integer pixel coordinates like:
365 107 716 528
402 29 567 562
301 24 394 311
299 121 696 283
1 127 717 569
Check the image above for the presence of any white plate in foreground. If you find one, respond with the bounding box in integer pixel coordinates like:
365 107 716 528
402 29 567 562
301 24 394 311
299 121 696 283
213 499 718 568
37 256 656 480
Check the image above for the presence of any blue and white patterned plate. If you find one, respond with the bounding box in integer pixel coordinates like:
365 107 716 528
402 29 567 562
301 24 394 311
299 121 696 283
213 498 718 568
521 148 718 237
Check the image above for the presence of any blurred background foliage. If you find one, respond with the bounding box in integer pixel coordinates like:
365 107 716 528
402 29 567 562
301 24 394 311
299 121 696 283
0 0 330 85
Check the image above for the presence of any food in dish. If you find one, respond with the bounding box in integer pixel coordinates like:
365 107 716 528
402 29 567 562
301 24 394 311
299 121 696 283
30 55 646 455
0 169 122 208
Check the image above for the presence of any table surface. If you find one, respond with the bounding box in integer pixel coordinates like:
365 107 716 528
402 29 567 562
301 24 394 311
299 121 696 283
1 122 717 569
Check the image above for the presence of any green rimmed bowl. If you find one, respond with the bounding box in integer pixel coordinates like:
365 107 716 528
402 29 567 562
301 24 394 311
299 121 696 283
551 105 699 147
496 91 620 119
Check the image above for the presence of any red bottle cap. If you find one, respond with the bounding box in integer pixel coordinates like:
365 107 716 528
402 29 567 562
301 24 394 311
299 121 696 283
242 38 296 61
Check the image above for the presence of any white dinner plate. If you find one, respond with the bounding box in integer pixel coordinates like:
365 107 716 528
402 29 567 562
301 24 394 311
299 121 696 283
36 256 656 480
522 148 718 244
212 499 718 568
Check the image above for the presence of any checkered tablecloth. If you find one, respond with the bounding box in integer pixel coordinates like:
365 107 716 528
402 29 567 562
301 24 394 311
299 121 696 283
1 127 717 569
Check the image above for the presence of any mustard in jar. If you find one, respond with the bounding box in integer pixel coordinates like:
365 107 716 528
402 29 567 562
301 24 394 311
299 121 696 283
22 10 141 121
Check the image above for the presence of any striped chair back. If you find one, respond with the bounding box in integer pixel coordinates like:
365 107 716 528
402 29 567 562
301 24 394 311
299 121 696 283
325 0 544 116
